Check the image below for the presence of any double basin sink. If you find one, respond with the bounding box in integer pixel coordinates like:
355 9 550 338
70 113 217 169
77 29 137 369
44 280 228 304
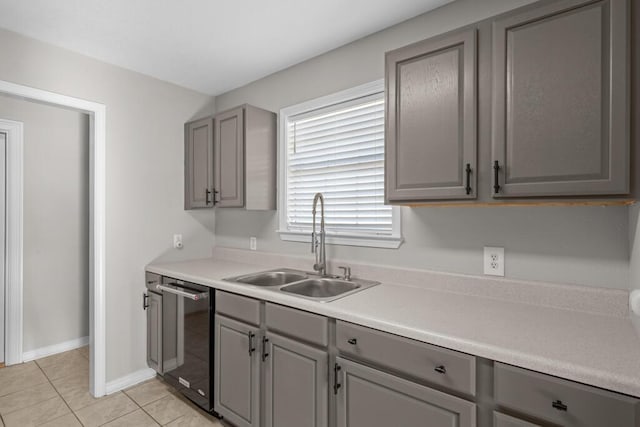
224 268 379 302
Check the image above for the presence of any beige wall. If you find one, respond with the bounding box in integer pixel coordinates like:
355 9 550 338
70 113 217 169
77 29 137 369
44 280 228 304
0 28 216 381
214 0 630 290
0 96 89 352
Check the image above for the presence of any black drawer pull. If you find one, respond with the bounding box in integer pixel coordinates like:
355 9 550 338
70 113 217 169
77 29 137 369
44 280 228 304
552 400 568 411
347 338 357 345
262 337 269 362
212 188 219 205
248 332 256 355
434 365 446 374
465 163 472 195
493 160 501 194
333 363 342 394
143 293 149 310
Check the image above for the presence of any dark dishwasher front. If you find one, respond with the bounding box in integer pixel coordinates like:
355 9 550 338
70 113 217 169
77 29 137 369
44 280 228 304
158 278 215 413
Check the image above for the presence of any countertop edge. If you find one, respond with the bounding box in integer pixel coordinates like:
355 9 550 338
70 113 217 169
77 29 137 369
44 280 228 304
145 261 640 398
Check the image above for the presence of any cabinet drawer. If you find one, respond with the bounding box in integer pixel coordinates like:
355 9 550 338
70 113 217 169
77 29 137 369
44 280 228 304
493 412 540 427
336 321 476 396
265 303 328 347
215 291 260 326
494 363 640 427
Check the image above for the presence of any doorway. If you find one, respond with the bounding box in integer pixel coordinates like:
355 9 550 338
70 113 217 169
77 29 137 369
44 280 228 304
0 98 90 368
0 80 106 397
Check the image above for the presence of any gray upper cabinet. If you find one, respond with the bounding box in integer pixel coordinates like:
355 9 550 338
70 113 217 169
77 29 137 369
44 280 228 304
215 107 245 208
184 117 214 209
491 0 630 198
214 104 277 210
386 28 477 202
336 357 476 427
264 332 328 427
214 314 260 427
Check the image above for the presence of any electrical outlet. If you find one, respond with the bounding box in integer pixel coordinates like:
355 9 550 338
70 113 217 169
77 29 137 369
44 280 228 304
483 246 504 276
250 237 257 251
173 234 183 249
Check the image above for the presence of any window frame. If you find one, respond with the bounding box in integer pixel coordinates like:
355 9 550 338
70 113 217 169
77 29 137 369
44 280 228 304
277 80 402 249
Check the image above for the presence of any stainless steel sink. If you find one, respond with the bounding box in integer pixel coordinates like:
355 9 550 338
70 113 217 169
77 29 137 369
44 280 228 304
224 268 379 302
280 278 359 298
229 269 308 287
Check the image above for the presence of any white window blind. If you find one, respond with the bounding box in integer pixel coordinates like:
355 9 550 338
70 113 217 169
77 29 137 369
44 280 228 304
285 91 392 236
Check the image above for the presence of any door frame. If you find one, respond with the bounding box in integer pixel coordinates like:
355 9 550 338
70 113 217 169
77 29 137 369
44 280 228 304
0 80 107 397
0 130 6 365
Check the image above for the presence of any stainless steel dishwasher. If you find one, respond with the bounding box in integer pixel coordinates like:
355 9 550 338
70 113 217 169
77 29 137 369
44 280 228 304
155 277 215 414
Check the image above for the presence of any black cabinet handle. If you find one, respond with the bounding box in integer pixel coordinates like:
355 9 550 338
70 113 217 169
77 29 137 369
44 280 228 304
347 338 357 345
212 188 219 205
248 332 256 355
493 161 501 194
434 365 446 374
465 163 472 195
143 293 149 310
333 363 342 394
262 337 269 362
552 400 568 411
205 188 212 205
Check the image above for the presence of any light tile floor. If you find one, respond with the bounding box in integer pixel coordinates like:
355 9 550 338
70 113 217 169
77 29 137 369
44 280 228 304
0 347 224 426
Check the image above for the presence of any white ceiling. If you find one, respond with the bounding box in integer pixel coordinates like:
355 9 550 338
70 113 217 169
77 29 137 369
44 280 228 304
0 0 453 95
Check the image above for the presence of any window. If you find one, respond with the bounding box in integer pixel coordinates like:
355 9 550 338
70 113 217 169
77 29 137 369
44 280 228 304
278 80 402 248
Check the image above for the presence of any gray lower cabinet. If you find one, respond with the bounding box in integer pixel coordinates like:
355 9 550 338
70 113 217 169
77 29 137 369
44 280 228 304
214 314 260 427
385 28 477 202
184 117 214 209
493 412 539 427
491 0 630 198
145 290 162 374
494 362 640 427
264 332 328 427
336 357 476 427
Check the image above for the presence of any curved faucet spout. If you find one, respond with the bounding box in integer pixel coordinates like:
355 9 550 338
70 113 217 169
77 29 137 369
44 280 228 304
311 192 327 276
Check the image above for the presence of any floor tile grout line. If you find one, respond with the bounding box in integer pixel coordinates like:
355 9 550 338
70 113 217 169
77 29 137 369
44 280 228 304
36 362 79 426
134 403 163 427
35 352 93 426
122 386 174 410
93 398 139 427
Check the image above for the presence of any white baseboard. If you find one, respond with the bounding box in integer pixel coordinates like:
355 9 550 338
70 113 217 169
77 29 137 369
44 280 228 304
106 368 157 395
22 336 89 362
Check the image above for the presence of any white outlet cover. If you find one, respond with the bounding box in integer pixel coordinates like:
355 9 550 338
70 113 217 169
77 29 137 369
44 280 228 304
483 246 504 276
250 237 257 251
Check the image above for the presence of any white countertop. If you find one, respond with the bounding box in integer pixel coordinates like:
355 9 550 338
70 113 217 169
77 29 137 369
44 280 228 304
147 255 640 398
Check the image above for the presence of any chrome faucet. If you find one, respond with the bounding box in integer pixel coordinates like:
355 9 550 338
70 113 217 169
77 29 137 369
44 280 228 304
311 192 327 276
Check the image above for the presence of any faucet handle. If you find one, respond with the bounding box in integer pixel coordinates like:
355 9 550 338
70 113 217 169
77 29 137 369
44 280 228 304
338 266 352 281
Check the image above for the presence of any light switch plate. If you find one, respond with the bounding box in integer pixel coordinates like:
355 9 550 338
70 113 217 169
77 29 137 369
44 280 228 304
250 237 257 251
484 246 504 276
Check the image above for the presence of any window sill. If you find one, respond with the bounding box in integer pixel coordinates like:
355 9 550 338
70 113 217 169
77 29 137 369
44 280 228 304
277 231 403 249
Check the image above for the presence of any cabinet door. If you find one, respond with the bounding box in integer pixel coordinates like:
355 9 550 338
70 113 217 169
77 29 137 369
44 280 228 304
386 28 477 202
214 107 245 207
184 117 214 209
494 412 540 427
336 357 475 427
214 314 259 427
491 0 629 197
146 291 162 373
264 332 328 427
